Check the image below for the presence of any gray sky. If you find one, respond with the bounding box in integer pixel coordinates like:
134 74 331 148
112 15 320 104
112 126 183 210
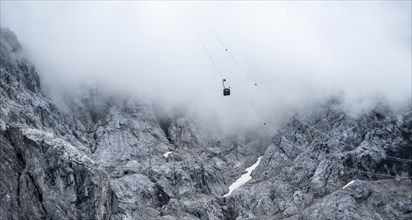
1 1 411 134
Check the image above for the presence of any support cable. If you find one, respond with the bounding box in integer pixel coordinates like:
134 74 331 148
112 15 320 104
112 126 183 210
211 29 412 166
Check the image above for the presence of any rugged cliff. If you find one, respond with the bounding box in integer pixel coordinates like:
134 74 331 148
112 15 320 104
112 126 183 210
0 28 116 219
1 28 411 219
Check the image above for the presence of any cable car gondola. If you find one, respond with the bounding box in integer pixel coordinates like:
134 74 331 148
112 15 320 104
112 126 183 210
222 79 230 96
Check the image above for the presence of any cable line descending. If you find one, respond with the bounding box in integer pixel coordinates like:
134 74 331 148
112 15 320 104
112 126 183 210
213 30 258 85
213 30 327 137
196 31 224 79
196 31 232 97
198 29 411 172
209 30 412 177
196 30 275 130
218 36 339 148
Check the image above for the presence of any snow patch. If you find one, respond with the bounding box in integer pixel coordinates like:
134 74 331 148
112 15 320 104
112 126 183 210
0 119 5 131
163 151 172 158
224 156 262 197
21 128 95 165
342 180 356 189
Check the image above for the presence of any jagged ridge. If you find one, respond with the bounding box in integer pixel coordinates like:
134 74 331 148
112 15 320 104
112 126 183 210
1 28 411 220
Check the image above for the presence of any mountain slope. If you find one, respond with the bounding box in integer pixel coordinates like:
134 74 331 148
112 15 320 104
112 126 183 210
0 28 117 219
225 101 412 219
1 28 411 220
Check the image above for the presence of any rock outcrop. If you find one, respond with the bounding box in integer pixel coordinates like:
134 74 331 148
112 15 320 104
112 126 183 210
0 28 117 220
1 28 411 219
223 101 412 220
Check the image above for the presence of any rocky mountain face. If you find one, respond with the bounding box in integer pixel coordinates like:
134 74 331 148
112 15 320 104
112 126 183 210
1 28 411 219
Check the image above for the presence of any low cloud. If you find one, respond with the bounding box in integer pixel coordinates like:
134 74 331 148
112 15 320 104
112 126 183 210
1 1 411 134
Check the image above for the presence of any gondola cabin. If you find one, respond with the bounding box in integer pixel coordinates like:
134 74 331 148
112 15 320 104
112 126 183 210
223 88 230 96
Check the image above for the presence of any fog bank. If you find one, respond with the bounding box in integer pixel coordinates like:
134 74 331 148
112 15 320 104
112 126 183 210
1 1 411 133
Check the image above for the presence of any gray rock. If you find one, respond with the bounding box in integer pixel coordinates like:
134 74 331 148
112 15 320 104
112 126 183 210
0 126 116 219
1 27 411 220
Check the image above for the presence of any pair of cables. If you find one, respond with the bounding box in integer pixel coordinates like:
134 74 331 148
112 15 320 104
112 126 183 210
197 29 411 180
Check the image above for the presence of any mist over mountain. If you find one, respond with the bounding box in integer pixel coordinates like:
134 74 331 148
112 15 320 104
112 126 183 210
1 1 411 134
0 1 411 220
